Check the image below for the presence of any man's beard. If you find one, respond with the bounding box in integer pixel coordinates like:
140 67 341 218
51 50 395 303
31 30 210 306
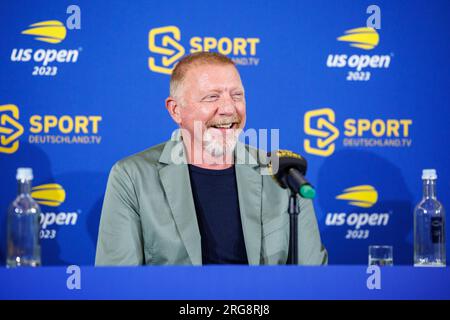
203 127 241 158
202 114 242 158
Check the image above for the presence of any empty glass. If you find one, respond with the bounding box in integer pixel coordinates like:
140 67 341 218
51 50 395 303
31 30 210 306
368 245 393 266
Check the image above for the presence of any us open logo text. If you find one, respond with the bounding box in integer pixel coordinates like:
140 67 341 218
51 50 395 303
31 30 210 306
31 183 79 240
325 185 391 240
10 20 81 76
326 27 392 81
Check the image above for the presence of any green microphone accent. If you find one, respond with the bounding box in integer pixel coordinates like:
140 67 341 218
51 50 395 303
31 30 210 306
300 185 316 199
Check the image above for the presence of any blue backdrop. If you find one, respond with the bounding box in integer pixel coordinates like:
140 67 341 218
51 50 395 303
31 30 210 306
1 0 449 265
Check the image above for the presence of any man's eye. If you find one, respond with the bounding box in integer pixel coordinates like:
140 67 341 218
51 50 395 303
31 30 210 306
203 95 219 101
232 93 243 99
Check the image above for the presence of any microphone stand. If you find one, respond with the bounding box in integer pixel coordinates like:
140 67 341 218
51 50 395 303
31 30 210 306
287 190 299 265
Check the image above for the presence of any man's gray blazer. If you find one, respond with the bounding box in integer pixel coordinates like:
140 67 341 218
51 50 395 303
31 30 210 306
95 131 328 266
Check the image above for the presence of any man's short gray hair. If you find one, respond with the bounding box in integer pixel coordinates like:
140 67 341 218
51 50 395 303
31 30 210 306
169 52 236 99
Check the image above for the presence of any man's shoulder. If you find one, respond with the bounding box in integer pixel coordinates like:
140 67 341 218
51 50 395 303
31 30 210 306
113 141 168 174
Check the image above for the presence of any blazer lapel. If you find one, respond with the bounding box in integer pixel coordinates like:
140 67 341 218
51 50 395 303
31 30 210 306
159 136 202 265
235 142 262 265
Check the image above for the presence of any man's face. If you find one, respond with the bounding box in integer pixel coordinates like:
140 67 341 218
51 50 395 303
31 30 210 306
175 63 246 158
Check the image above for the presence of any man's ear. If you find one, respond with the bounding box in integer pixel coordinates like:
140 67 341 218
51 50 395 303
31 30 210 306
165 97 182 125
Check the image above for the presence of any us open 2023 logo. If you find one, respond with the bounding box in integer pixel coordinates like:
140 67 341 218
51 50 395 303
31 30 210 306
31 183 80 240
325 185 391 240
10 19 81 76
326 26 393 81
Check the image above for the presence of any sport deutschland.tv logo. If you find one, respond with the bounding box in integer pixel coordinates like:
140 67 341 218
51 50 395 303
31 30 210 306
326 185 390 240
10 19 81 76
0 104 24 154
0 104 102 154
304 108 339 157
326 26 392 81
148 25 261 75
148 26 185 75
303 108 413 157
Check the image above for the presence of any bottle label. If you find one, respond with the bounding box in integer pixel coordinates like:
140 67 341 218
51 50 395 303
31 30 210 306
431 217 443 244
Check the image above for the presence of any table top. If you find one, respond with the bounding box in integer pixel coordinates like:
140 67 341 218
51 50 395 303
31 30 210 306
1 265 449 300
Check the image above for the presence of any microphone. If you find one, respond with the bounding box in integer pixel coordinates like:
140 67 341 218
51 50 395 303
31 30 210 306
267 150 316 199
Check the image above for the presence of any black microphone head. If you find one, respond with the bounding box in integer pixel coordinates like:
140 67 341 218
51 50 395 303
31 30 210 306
267 150 308 189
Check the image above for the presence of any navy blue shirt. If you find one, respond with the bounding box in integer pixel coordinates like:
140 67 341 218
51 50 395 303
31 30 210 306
188 164 248 265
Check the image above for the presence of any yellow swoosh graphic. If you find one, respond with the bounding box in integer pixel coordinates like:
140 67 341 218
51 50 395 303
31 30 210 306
337 27 379 50
31 183 66 207
336 185 378 208
22 20 67 44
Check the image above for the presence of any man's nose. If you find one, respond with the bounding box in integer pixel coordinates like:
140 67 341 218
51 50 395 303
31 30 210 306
218 96 236 115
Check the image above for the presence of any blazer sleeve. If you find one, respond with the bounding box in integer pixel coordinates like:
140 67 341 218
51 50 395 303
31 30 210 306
297 197 328 265
95 162 144 266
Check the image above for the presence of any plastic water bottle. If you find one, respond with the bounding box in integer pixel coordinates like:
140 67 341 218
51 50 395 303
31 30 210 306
6 168 42 267
414 169 446 267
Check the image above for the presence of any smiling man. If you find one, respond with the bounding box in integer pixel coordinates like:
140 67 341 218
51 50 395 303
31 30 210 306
165 52 246 169
95 52 327 266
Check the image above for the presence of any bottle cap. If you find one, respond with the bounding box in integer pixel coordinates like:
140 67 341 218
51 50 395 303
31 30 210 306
16 167 33 180
422 169 437 180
